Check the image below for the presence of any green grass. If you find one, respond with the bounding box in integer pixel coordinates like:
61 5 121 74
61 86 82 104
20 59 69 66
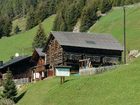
0 15 55 62
89 5 140 50
17 57 140 105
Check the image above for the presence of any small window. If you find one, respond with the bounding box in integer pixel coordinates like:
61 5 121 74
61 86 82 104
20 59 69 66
86 40 96 44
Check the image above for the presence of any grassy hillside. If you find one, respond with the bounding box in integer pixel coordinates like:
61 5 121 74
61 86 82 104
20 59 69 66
17 58 140 105
89 5 140 50
0 15 55 62
17 5 140 105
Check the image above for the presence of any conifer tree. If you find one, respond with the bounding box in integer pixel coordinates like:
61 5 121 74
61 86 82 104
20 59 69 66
0 16 12 37
80 1 98 32
32 24 47 48
26 7 37 30
2 70 17 102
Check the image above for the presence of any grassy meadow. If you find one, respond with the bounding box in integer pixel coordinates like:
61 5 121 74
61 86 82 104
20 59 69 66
17 58 140 105
0 15 55 62
89 5 140 50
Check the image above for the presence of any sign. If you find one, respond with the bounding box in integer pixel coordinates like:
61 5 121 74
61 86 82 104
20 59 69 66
56 67 70 77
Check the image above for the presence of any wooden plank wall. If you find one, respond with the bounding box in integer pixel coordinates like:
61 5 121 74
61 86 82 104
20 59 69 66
46 37 63 67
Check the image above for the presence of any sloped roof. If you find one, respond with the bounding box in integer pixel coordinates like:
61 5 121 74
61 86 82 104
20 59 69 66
35 48 45 56
0 56 31 69
49 32 123 51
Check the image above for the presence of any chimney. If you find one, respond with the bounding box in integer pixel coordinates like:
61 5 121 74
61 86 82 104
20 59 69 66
0 61 3 67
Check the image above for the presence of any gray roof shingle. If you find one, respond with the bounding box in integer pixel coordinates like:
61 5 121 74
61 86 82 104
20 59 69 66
50 32 123 51
0 56 31 69
35 48 45 56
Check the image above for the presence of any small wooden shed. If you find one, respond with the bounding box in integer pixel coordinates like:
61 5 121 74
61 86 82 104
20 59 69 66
0 56 33 82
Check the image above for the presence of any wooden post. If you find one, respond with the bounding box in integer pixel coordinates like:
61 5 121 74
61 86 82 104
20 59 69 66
60 76 63 84
123 6 127 64
63 76 65 83
35 71 36 81
60 76 65 84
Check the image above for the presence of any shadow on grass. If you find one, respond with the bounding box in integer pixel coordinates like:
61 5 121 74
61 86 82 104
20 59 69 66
15 90 27 103
64 78 75 83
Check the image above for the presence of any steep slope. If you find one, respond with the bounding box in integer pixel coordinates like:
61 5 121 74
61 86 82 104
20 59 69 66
17 58 140 105
89 5 140 50
0 15 55 62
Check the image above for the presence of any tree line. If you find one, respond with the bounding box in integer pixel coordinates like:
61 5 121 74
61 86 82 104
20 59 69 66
0 0 60 38
0 0 38 18
53 0 140 32
0 0 139 38
26 0 59 30
0 16 12 38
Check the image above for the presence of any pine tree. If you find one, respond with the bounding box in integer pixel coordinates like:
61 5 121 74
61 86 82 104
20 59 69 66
80 1 98 32
26 7 37 30
100 0 112 13
3 16 12 37
53 0 86 31
2 70 17 102
0 16 12 38
32 24 47 48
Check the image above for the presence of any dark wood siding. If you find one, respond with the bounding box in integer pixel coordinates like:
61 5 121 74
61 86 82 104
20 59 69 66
46 36 63 67
0 57 33 79
45 35 122 73
63 46 122 67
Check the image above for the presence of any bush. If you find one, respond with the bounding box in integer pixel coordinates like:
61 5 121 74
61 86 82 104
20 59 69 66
0 98 15 105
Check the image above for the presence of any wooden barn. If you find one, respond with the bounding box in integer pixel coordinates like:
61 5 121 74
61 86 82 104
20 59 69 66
44 32 123 74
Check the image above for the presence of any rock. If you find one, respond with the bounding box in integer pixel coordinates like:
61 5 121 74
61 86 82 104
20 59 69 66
128 50 140 58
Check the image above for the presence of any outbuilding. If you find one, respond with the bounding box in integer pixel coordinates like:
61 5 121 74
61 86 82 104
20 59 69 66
31 48 47 81
0 55 34 85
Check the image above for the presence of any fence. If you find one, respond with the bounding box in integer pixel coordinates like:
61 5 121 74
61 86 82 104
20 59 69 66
79 65 118 76
14 78 29 85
